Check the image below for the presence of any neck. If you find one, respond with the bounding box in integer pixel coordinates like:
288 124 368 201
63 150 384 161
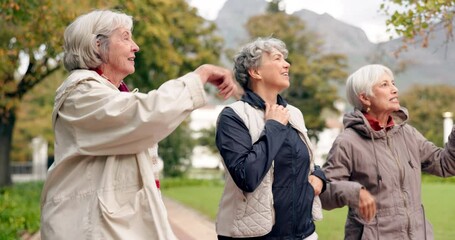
368 111 390 127
253 85 278 106
97 66 123 87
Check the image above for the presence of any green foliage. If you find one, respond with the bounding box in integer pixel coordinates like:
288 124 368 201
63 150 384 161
12 70 64 162
0 0 115 186
161 178 225 220
161 177 224 189
195 126 218 154
400 84 455 147
381 0 455 53
113 0 223 177
2 0 222 179
266 0 285 13
245 8 348 139
158 120 196 177
117 0 223 91
0 181 43 239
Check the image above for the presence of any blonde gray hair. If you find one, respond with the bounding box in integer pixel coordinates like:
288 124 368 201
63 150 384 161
63 10 133 71
346 64 394 111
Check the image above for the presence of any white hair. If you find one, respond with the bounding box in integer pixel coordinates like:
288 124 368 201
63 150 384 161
63 10 133 71
346 64 394 110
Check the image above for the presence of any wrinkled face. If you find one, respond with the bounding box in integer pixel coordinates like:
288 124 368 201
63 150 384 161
256 48 290 92
104 27 139 78
367 73 400 115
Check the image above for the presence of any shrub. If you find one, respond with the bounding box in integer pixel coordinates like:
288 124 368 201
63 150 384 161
0 181 43 239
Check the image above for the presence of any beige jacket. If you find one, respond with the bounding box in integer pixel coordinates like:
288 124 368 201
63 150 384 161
216 101 320 237
40 69 207 239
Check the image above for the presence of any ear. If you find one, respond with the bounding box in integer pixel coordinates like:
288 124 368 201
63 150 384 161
359 93 371 107
248 68 261 80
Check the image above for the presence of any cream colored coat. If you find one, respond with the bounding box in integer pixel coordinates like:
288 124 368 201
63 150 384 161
40 70 207 239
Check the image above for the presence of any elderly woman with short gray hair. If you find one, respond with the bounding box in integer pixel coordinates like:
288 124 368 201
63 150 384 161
215 37 326 240
320 64 455 239
40 9 237 239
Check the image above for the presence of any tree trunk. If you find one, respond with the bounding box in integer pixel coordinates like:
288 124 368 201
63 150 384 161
0 108 16 187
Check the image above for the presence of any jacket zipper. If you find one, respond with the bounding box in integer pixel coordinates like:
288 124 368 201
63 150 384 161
386 132 411 238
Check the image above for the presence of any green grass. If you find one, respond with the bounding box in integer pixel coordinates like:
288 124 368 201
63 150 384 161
161 178 224 220
0 181 43 240
422 183 455 239
162 179 455 240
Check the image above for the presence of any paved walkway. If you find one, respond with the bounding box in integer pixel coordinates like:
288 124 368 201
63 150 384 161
164 196 217 240
27 197 217 240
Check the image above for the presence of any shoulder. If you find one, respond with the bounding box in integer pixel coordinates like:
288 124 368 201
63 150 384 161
57 70 109 94
218 105 243 125
332 128 361 149
286 104 302 115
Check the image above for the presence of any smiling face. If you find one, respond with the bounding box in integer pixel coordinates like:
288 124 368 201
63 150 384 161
101 27 139 83
362 73 400 117
253 48 290 92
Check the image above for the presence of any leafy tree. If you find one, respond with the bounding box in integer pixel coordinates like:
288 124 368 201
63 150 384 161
116 0 223 177
12 70 62 163
1 0 222 185
244 1 348 139
196 126 218 154
118 0 223 91
381 0 455 53
400 84 455 147
0 0 98 187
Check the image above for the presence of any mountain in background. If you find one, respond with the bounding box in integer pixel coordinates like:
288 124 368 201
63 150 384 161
214 0 455 92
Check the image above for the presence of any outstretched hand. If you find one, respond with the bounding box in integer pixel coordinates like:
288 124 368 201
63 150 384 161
359 188 376 222
194 64 239 99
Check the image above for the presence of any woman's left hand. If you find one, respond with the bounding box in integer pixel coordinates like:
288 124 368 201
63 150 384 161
309 175 323 196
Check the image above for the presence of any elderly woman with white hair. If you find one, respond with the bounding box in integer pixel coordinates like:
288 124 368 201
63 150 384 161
320 64 455 239
40 9 237 239
215 37 326 240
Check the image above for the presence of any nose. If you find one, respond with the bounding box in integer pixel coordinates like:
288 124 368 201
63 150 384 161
392 84 399 94
132 40 140 52
284 60 290 68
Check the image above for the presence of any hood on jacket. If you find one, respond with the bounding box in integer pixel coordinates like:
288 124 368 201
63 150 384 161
343 107 409 139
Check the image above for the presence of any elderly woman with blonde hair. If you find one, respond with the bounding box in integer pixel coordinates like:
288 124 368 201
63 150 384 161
40 9 237 239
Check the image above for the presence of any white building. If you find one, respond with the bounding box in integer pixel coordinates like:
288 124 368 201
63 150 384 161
189 105 225 169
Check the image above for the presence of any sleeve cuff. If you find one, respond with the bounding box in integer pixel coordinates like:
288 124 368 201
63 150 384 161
181 72 207 109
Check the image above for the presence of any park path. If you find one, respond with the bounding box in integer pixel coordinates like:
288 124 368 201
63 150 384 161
164 196 217 240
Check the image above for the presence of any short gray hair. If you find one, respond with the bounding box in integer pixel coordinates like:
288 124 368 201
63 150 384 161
346 64 394 110
63 10 133 71
233 37 288 89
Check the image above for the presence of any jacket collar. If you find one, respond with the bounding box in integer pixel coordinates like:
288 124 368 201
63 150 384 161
343 107 409 139
240 89 288 110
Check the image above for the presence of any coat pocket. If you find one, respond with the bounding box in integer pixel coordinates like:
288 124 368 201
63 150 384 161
97 187 164 239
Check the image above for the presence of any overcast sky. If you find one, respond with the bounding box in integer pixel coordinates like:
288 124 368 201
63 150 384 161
187 0 399 43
